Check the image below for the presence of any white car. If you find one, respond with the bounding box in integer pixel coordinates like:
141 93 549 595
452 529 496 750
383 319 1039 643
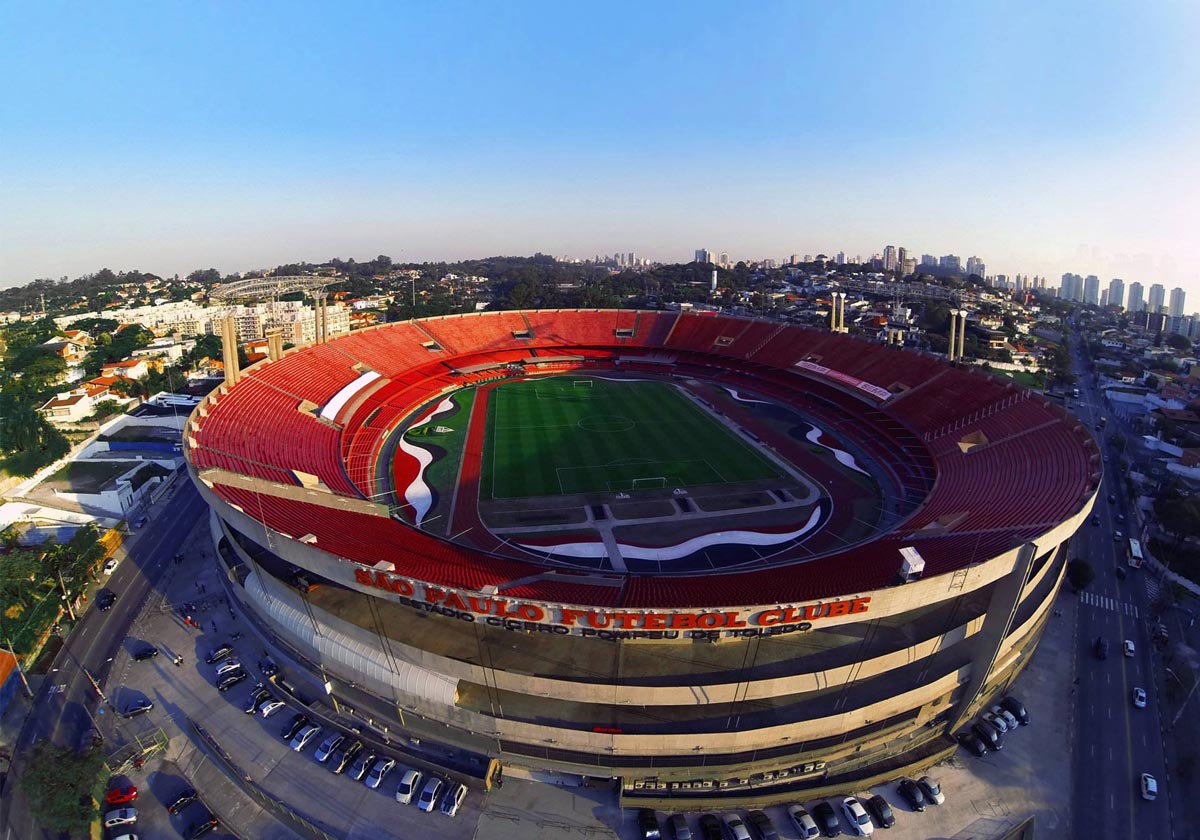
990 705 1019 731
1141 773 1158 800
418 776 444 812
367 757 395 789
395 768 422 804
439 781 467 817
787 804 820 839
1133 687 1147 708
289 723 322 752
103 558 119 575
919 776 946 806
258 699 286 718
721 813 751 840
214 659 242 677
840 797 874 836
103 808 137 829
1124 639 1136 657
981 710 1010 734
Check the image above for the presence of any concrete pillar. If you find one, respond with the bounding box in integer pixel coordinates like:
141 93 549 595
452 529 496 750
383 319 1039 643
948 312 958 360
838 293 846 332
221 315 240 385
323 298 330 342
266 328 283 362
957 310 967 359
830 294 839 331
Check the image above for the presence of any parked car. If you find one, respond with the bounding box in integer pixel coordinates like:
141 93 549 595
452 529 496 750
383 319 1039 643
103 808 137 828
417 776 444 811
981 710 1010 734
697 814 724 840
282 713 309 741
331 740 362 775
999 695 1029 725
121 699 153 718
745 809 779 840
132 645 158 662
811 802 841 837
105 786 138 806
395 768 423 804
103 557 120 575
667 813 693 840
216 671 247 692
1133 687 1147 708
367 757 396 790
721 812 752 840
187 816 219 838
896 779 927 812
840 797 874 836
971 721 1003 751
1141 773 1158 800
865 795 895 829
314 733 344 763
204 644 233 664
440 781 467 817
214 659 243 677
787 804 820 839
289 723 322 752
245 687 271 714
990 706 1019 731
349 750 377 782
957 731 988 756
97 590 117 611
167 788 199 815
918 777 945 806
258 699 286 718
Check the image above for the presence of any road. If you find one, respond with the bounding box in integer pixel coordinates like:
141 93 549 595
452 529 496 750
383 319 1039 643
1 475 208 840
1067 331 1173 839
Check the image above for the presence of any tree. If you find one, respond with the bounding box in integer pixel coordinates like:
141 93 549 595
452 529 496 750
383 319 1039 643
1165 333 1190 352
1067 558 1095 591
20 741 106 835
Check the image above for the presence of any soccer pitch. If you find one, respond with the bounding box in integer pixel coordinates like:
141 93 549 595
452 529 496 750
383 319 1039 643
479 377 785 499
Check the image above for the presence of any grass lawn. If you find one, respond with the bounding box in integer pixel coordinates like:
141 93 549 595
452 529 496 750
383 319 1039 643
480 377 783 499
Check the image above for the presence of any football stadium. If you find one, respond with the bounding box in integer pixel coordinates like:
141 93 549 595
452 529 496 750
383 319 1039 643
184 308 1099 806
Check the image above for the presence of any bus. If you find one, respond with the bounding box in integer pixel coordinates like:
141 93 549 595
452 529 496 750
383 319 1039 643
1127 538 1144 569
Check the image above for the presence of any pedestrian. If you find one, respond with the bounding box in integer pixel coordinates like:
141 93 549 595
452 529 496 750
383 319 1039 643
211 621 217 633
174 655 183 667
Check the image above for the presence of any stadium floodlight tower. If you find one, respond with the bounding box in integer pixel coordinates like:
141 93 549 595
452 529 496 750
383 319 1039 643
208 275 333 386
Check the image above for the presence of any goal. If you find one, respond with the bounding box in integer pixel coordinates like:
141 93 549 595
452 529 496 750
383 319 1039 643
631 476 667 490
573 379 593 389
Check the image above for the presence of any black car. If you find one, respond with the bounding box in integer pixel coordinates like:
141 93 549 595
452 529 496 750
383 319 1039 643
97 590 117 611
1000 695 1029 726
167 788 199 815
957 731 988 757
216 670 247 692
205 645 234 664
121 698 154 718
746 809 780 840
697 814 724 840
282 713 310 741
972 721 1003 751
245 686 271 714
811 802 840 837
637 808 662 840
865 794 896 828
1095 636 1109 660
897 778 927 812
666 813 692 840
187 816 219 838
132 645 159 661
330 740 363 775
258 658 279 676
349 750 376 781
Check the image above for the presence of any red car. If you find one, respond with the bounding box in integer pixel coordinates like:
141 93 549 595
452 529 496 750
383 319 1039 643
105 785 138 805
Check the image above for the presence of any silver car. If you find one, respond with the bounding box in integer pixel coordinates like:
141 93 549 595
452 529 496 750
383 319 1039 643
289 723 322 752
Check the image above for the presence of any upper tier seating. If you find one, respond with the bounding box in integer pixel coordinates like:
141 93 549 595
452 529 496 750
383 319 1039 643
419 312 531 355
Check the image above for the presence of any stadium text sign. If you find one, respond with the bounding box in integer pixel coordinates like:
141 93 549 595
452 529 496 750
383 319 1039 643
352 568 870 639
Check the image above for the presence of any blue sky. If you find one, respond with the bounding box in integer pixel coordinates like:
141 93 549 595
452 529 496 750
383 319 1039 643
2 1 1198 299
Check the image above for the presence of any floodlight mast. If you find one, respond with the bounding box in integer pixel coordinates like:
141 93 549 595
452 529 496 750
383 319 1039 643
208 275 335 385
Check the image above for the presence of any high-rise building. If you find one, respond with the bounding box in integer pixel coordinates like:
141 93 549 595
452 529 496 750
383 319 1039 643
1107 278 1125 311
718 252 730 268
1169 287 1186 318
1083 275 1100 306
883 245 898 272
1060 273 1083 302
900 257 916 277
921 254 937 267
1100 290 1109 307
966 256 985 277
694 249 714 264
939 254 962 273
1149 283 1166 313
1127 282 1145 313
836 251 846 265
897 247 907 266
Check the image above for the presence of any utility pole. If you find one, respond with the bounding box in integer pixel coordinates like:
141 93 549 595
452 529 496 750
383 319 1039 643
4 638 34 699
57 570 77 620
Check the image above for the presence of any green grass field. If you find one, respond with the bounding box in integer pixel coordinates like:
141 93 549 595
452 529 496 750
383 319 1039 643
479 377 784 499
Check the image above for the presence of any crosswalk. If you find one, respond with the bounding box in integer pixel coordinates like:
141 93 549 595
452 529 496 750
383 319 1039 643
1079 591 1140 617
1143 573 1161 605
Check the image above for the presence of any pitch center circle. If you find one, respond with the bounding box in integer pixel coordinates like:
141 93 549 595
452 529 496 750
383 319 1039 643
578 414 635 433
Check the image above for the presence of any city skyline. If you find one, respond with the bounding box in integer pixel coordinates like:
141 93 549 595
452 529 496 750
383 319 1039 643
2 2 1198 298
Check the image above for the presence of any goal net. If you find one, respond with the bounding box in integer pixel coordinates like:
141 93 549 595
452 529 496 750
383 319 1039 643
631 476 667 490
573 379 593 389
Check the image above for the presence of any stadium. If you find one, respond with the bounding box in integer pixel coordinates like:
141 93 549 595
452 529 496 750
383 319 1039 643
184 308 1099 806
